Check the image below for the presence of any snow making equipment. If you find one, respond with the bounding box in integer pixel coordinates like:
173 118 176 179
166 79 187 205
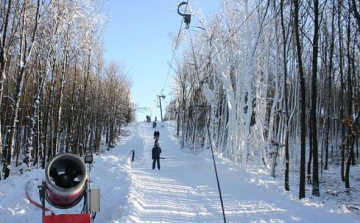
38 153 100 223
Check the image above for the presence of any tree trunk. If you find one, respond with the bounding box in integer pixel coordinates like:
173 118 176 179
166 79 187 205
294 0 306 199
5 0 41 178
337 0 346 183
310 0 320 197
344 138 355 188
280 0 290 191
344 111 360 188
324 4 336 170
0 0 13 180
52 33 70 156
5 65 27 179
352 0 360 29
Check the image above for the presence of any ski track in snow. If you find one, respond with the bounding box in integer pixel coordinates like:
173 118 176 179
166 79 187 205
101 122 359 223
123 122 288 222
127 122 224 222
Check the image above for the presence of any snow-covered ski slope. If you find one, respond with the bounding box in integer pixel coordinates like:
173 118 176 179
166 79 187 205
94 121 359 222
0 121 359 223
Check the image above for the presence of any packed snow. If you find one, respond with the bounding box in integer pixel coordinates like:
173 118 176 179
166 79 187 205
0 121 359 223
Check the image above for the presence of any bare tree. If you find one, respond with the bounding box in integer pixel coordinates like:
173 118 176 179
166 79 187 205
351 0 360 29
0 0 14 180
4 0 42 179
279 0 293 191
323 1 336 171
292 0 306 199
310 0 320 197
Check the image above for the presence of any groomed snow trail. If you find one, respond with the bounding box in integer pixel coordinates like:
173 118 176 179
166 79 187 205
126 122 230 222
117 122 359 223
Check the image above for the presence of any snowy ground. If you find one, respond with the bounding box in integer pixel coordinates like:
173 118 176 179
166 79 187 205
0 121 359 222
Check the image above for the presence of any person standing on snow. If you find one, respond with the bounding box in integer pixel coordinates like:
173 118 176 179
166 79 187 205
154 130 160 140
152 141 162 170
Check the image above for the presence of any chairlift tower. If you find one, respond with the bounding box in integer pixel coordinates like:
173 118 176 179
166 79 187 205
157 90 166 121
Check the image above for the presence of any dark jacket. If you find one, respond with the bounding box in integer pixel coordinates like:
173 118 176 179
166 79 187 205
152 146 161 159
154 131 160 138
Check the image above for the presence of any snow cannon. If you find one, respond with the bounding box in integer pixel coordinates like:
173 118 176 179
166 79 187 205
38 153 99 223
44 153 87 209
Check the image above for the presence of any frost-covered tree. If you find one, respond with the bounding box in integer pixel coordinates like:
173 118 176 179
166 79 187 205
0 0 133 179
170 0 360 197
3 0 44 179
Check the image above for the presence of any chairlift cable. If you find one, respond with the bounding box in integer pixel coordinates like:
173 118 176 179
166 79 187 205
206 111 227 223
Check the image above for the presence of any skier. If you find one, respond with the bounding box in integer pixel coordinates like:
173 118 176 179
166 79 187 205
154 130 160 140
152 141 162 170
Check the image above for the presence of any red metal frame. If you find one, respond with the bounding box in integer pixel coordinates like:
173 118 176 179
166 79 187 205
43 213 90 223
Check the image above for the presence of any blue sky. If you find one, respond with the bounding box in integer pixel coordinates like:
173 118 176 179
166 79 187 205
102 1 220 121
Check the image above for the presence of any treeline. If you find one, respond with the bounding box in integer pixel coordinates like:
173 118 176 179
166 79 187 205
0 0 134 179
167 0 360 198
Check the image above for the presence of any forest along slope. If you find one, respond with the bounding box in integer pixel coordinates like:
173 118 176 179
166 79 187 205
117 122 358 222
